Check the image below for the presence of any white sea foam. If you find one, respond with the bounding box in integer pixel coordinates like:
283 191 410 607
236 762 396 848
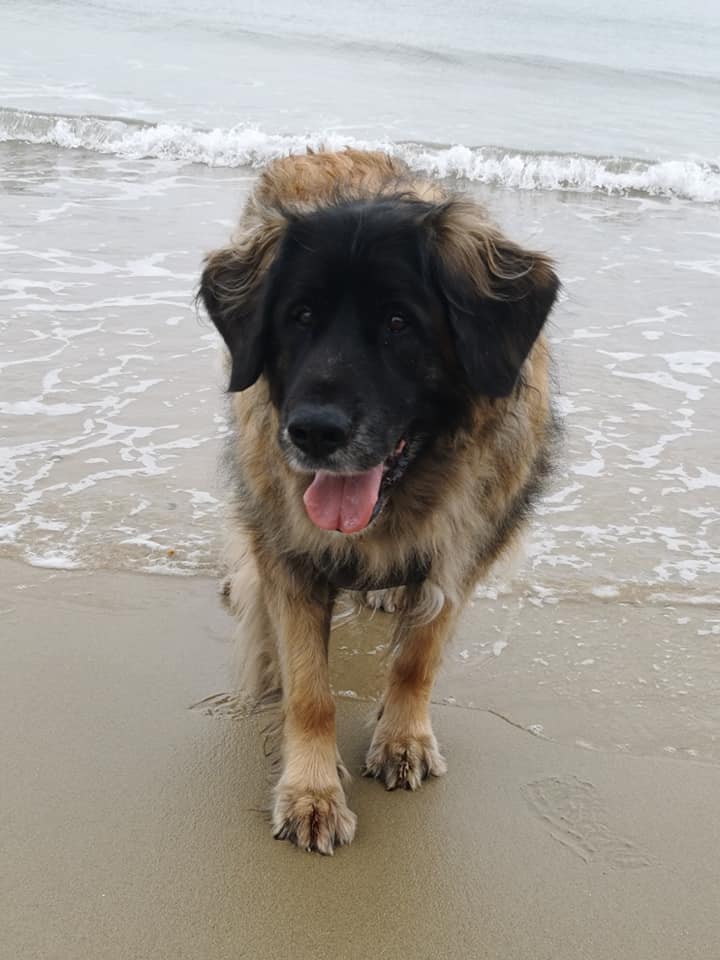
661 351 720 378
26 549 81 570
2 109 719 203
591 585 620 599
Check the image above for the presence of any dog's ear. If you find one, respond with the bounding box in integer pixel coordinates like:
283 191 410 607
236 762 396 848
427 200 559 397
198 210 287 392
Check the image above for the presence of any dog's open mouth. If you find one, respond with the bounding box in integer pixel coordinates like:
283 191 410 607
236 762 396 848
303 439 409 534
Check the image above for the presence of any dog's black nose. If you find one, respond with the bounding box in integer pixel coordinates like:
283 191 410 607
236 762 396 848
287 405 352 459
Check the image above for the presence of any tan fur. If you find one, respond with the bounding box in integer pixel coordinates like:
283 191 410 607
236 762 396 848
208 149 557 853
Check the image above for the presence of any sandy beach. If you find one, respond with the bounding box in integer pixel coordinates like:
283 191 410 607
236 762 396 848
3 558 719 959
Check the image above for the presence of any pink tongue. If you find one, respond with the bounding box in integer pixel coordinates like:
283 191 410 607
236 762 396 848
303 465 384 534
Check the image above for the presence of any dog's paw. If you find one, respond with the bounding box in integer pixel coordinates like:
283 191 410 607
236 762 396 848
363 730 447 791
362 587 405 614
272 783 357 855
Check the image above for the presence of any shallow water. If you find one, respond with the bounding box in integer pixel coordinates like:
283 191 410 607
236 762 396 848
2 142 718 594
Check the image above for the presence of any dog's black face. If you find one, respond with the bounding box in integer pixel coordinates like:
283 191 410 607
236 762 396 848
200 197 558 534
259 204 465 531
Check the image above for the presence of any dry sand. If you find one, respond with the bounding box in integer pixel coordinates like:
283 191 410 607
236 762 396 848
3 557 719 960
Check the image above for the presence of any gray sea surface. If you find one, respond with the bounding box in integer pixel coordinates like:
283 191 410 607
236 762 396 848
3 0 720 160
2 0 719 198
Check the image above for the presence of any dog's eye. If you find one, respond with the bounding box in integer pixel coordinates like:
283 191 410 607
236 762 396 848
294 306 313 327
388 314 408 333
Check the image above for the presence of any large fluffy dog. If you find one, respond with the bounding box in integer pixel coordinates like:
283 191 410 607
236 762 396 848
199 149 559 854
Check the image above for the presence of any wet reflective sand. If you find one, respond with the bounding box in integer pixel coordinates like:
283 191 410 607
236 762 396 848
2 561 719 959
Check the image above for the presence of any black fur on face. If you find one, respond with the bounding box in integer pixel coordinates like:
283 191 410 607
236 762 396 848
262 200 468 476
199 196 559 480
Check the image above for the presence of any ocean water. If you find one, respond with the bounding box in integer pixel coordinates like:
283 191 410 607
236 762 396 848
1 0 720 199
1 3 719 761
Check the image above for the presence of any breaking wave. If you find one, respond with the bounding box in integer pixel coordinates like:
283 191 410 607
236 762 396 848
2 107 719 203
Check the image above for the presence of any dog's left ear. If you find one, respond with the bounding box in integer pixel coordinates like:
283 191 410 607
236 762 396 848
427 200 559 397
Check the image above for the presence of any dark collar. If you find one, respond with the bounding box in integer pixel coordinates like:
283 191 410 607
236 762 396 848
290 549 429 592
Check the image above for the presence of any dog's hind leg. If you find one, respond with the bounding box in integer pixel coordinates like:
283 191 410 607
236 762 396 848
265 564 357 854
364 589 456 790
222 548 282 706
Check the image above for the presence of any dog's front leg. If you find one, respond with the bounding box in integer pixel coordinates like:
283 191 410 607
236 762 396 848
364 595 455 790
268 569 357 854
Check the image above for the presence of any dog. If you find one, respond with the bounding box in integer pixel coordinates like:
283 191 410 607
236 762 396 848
199 149 559 854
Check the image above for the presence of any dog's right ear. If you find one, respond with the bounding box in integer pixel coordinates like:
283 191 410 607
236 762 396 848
198 212 287 392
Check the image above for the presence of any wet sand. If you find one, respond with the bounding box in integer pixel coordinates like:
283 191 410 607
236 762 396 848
3 558 719 960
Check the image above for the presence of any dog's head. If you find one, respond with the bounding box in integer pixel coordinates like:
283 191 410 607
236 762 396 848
199 196 558 534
